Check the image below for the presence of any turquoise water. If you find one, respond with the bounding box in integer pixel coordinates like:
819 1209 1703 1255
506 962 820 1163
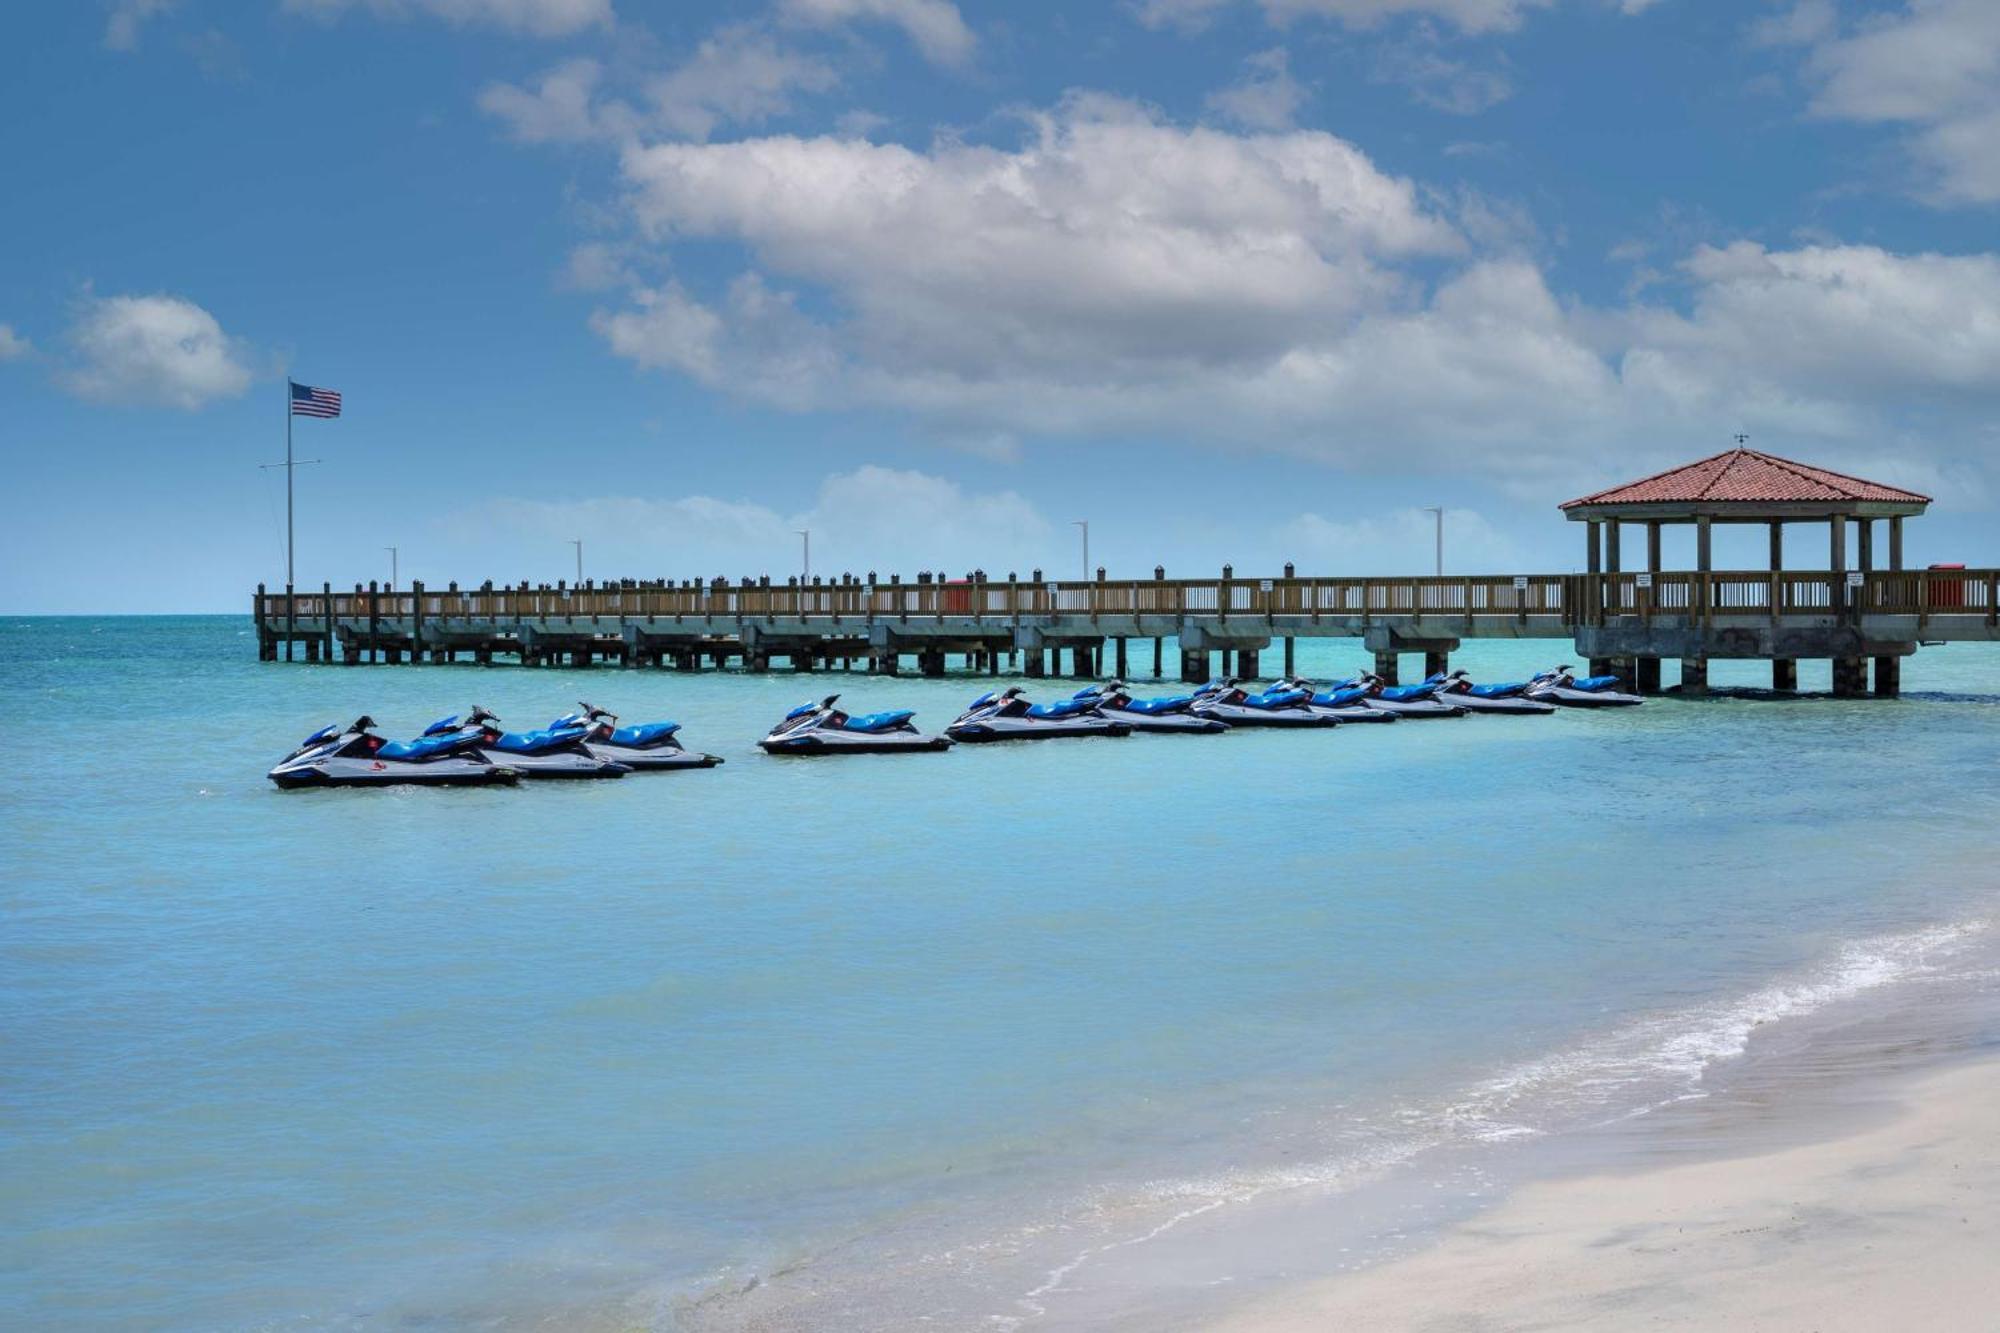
4 617 1999 1329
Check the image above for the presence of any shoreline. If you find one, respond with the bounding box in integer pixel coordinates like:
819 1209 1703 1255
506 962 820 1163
1192 996 2000 1331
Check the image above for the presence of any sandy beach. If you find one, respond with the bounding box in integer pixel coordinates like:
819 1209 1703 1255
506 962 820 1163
1206 1054 2000 1332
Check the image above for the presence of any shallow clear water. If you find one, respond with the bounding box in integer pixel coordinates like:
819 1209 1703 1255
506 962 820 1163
3 618 1998 1330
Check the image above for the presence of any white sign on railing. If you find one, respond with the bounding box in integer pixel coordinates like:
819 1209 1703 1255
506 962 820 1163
1512 576 1529 590
1846 571 1865 586
1259 579 1273 592
1635 573 1652 588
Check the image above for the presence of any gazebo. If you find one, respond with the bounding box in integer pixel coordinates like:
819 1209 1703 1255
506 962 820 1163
1560 447 1932 692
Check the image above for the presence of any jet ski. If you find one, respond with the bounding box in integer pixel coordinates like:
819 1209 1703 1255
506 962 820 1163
1426 670 1558 716
550 702 723 770
1340 673 1467 719
268 716 522 790
1523 665 1645 708
1071 681 1228 734
945 687 1133 742
760 694 953 754
1188 679 1340 728
426 706 631 778
1263 677 1399 724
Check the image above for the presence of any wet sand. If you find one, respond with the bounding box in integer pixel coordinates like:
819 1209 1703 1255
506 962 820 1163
1205 1054 2000 1332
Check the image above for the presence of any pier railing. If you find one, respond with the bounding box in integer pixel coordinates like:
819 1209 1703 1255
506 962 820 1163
258 568 1999 628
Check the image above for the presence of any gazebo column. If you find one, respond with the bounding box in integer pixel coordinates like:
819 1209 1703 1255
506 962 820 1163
1646 521 1662 572
1605 522 1621 574
1769 520 1796 690
1889 516 1904 571
1696 516 1712 572
1585 521 1601 575
1682 515 1712 695
1858 518 1874 572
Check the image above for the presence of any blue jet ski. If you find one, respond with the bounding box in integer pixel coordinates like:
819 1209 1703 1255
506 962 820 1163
1072 681 1228 733
1339 672 1466 718
550 702 723 770
1523 665 1644 708
946 687 1132 741
1189 679 1339 728
1426 670 1557 715
761 694 952 754
427 706 630 777
268 716 522 789
1264 677 1398 723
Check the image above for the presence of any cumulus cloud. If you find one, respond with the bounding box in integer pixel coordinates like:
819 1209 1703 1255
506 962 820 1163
0 324 30 360
62 293 253 409
481 26 838 145
779 0 976 66
283 0 611 38
1370 27 1515 113
105 0 174 50
462 465 1051 577
567 92 2000 494
1206 48 1309 130
1771 0 2000 205
1141 0 1657 35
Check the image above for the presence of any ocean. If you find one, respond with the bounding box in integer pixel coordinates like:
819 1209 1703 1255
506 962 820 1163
4 616 1998 1329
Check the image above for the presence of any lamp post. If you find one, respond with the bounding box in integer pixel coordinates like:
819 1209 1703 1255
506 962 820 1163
796 529 810 583
1422 506 1444 577
385 545 398 588
569 539 582 584
1073 520 1089 581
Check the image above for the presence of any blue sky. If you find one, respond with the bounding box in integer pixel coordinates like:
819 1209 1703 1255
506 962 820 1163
4 0 1998 612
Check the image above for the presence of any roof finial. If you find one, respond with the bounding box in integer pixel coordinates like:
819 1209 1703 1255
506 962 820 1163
1733 432 1750 447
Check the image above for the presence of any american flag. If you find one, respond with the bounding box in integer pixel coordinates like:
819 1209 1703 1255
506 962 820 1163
290 382 342 418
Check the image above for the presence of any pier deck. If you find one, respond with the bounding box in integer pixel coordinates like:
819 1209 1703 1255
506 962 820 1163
255 568 2000 696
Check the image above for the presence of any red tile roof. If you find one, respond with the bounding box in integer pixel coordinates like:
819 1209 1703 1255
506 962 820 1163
1561 449 1931 509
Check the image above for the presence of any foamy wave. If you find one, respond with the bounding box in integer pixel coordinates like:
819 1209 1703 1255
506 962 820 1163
995 916 1987 1326
1437 918 1988 1142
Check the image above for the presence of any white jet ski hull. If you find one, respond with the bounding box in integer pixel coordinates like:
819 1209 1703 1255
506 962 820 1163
269 754 521 789
479 746 630 777
761 730 952 754
1528 686 1644 708
1191 702 1339 727
1363 698 1466 718
585 740 724 769
946 716 1133 742
1442 693 1557 715
1100 707 1229 734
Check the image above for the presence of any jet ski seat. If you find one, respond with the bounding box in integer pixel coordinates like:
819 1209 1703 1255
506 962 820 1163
378 733 466 760
611 721 681 746
839 710 915 733
1123 695 1195 714
493 726 587 754
1026 698 1094 719
1247 689 1310 708
1380 684 1438 702
1570 675 1624 691
1468 682 1527 698
1313 687 1369 706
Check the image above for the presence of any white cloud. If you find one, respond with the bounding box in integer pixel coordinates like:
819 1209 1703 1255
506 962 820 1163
480 27 838 145
780 0 976 66
63 293 253 409
462 465 1051 577
0 324 30 360
1370 27 1514 112
105 0 174 50
1206 48 1309 130
1262 0 1553 32
1131 0 1233 31
283 0 612 38
554 94 2000 495
1779 0 2000 205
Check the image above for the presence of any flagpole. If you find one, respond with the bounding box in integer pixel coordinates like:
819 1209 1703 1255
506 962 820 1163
285 378 295 590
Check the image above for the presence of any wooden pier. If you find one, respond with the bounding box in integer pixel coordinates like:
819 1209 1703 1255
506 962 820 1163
253 565 2000 697
251 449 1997 698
